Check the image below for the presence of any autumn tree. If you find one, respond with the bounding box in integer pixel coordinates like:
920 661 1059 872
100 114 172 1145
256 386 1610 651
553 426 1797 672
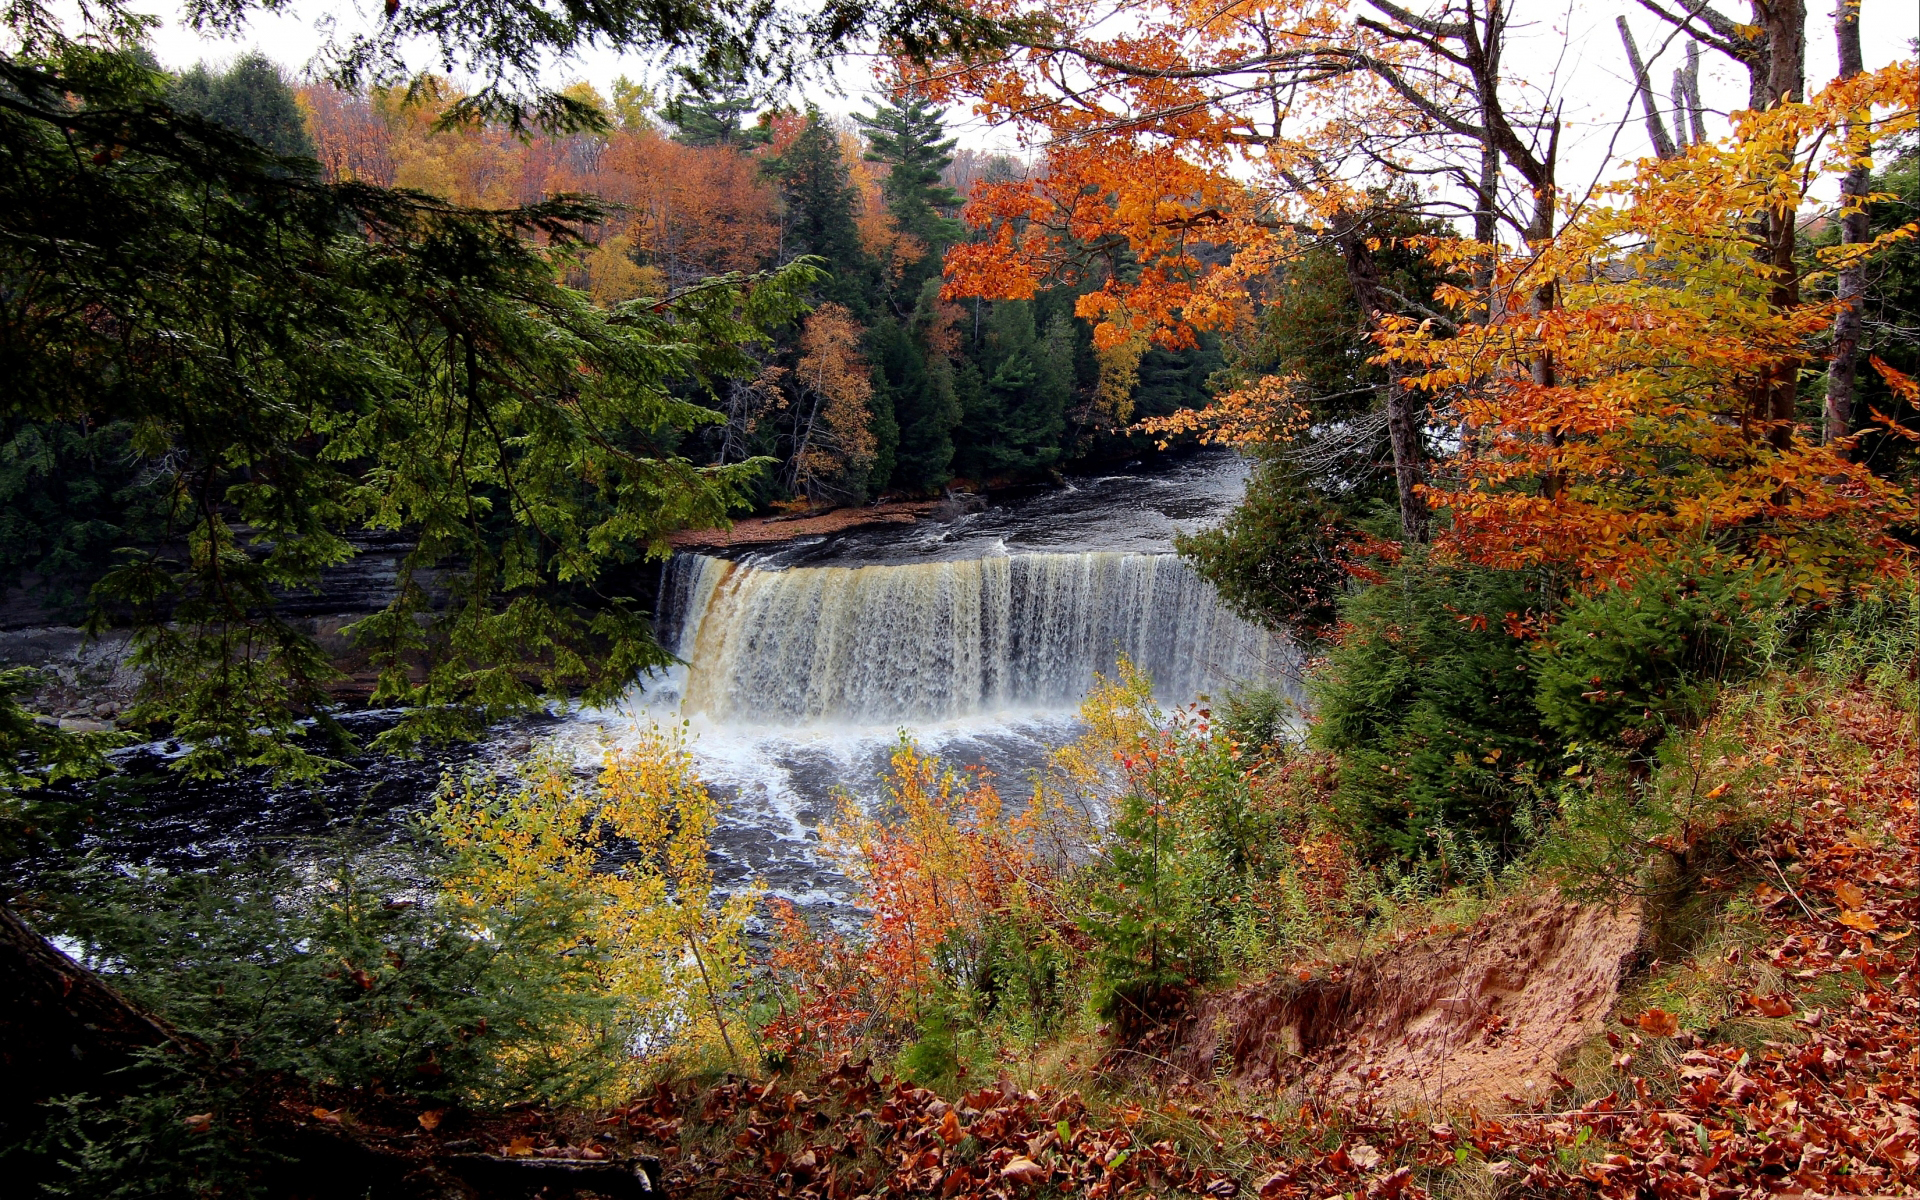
790 303 880 504
1378 65 1918 594
934 0 1572 541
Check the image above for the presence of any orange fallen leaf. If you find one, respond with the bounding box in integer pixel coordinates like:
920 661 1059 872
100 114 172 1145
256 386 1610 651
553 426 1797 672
505 1136 535 1156
310 1107 342 1124
417 1109 444 1132
181 1112 213 1134
1636 1010 1680 1037
938 1108 963 1145
1837 909 1879 931
1747 993 1794 1018
1832 881 1865 909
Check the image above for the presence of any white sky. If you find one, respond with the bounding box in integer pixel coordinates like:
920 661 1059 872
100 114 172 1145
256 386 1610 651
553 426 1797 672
132 0 1918 200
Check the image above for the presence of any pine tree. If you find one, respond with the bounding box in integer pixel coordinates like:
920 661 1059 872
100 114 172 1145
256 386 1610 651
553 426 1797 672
170 53 315 160
954 301 1070 479
868 317 958 492
766 111 875 314
659 57 770 150
855 91 963 298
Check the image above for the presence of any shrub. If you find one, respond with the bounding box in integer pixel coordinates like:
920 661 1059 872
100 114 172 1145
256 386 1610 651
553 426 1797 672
1310 559 1561 865
1072 666 1273 1026
432 728 757 1076
43 852 622 1110
1217 681 1297 752
1532 555 1786 757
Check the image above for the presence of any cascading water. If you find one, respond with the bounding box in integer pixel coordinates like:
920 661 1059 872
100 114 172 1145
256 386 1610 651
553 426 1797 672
661 551 1291 724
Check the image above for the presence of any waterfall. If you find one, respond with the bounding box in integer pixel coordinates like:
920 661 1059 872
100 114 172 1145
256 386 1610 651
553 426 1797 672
660 551 1292 724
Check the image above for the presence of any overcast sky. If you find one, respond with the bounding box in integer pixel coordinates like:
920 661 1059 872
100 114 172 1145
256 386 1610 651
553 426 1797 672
129 0 1917 199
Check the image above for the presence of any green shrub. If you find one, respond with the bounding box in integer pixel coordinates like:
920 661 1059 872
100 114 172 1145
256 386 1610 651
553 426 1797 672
1216 681 1297 752
13 844 634 1197
43 851 627 1109
1532 555 1786 756
1310 560 1560 865
1082 717 1272 1026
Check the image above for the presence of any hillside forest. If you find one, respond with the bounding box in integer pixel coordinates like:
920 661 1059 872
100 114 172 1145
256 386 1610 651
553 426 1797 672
291 61 1212 503
2 0 1919 1198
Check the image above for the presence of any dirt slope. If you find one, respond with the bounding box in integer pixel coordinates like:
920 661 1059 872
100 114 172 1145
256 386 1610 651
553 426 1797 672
1161 894 1643 1112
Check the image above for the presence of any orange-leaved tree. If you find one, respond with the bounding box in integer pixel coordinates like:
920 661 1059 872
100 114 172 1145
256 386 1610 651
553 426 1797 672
789 302 880 505
1377 63 1919 595
823 737 1066 1020
928 0 1577 542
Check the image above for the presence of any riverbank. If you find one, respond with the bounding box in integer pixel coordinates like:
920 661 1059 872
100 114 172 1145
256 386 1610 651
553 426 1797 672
667 500 944 550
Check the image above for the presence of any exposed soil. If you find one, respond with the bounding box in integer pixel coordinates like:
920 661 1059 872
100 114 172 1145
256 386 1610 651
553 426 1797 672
1155 893 1644 1112
668 501 941 550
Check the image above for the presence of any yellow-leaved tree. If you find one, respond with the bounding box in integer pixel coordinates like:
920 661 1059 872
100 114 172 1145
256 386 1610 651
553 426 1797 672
433 725 755 1086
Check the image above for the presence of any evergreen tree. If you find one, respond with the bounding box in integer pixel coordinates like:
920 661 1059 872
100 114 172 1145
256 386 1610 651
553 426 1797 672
856 91 963 298
659 56 770 150
170 52 314 159
0 48 813 772
953 301 1070 479
868 316 959 492
766 111 875 314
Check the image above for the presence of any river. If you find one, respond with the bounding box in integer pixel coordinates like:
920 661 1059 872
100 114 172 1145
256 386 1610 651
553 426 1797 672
62 450 1292 914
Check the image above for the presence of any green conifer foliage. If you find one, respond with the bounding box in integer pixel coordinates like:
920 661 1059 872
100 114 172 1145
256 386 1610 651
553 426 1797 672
1309 561 1561 865
660 55 770 149
954 301 1070 479
766 112 876 315
169 53 315 160
1176 453 1347 639
856 90 963 300
869 317 959 492
0 49 812 773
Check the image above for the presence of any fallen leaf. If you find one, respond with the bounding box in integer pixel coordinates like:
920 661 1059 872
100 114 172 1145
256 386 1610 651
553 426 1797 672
1748 993 1793 1018
1832 880 1865 909
1348 1142 1383 1170
181 1112 213 1134
1837 909 1879 931
938 1108 963 1145
310 1107 342 1124
1636 1009 1680 1037
505 1136 535 1156
1002 1156 1047 1185
417 1109 444 1132
1369 1166 1414 1198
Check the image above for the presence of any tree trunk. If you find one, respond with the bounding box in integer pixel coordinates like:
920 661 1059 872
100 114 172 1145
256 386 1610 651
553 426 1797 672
1824 0 1869 447
1761 0 1808 449
1618 17 1680 159
1335 215 1428 542
0 903 192 1112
